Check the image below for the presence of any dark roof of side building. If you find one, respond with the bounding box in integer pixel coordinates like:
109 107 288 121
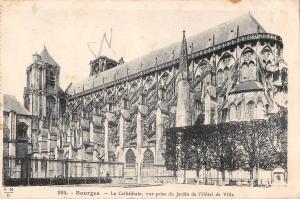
3 94 31 115
68 13 266 95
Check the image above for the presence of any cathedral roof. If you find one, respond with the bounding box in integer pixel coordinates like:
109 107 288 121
230 81 264 94
68 13 266 95
40 46 59 66
3 94 30 115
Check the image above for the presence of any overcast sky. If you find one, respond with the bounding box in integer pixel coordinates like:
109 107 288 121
2 0 298 102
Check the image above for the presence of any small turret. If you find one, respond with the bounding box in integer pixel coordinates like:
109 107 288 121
32 53 41 63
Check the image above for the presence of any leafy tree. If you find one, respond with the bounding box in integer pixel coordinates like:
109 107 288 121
164 109 287 185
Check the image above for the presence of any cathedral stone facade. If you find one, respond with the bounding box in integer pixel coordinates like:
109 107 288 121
3 14 288 180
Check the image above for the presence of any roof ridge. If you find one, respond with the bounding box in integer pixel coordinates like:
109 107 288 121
68 13 271 96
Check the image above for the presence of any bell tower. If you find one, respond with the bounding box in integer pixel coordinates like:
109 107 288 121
24 46 60 118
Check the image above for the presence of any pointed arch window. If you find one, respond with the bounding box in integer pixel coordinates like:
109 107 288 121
125 149 136 168
221 108 228 122
229 104 237 121
16 122 28 140
59 98 66 115
24 96 30 111
46 96 56 118
261 46 273 62
240 63 249 82
46 67 56 89
242 48 255 62
217 69 223 87
224 67 229 82
143 149 154 167
248 62 256 80
93 63 99 74
257 101 264 119
247 101 256 120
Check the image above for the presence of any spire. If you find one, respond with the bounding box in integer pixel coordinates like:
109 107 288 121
40 45 59 66
179 30 189 79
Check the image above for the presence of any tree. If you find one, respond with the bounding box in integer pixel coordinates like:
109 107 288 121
164 109 287 186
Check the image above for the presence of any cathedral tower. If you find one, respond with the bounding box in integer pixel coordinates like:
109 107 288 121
24 46 61 118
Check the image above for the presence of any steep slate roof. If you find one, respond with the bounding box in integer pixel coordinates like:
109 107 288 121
68 13 266 95
230 81 264 94
3 94 31 115
40 46 59 66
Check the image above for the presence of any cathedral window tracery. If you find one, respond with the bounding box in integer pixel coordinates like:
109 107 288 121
261 46 273 62
242 48 255 62
125 149 136 168
143 148 154 167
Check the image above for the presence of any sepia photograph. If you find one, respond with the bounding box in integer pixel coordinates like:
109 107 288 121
1 0 299 198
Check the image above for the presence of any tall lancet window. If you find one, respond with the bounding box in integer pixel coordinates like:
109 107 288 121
241 63 248 81
248 62 256 80
217 69 223 87
247 101 255 120
224 67 229 82
257 101 264 119
46 67 56 89
125 149 136 168
39 68 43 89
237 102 242 121
46 96 56 118
24 96 30 111
143 149 154 167
229 104 237 121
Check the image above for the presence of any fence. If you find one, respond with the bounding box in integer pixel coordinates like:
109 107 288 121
3 156 124 180
140 164 176 183
3 157 176 185
3 157 282 186
141 164 174 177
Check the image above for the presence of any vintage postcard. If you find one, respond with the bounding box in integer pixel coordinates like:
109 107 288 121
1 0 299 198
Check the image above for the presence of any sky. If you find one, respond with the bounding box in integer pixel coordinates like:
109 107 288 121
1 0 299 102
